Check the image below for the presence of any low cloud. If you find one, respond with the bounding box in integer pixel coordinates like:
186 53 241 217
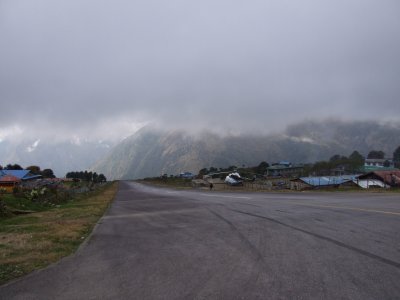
1 0 399 141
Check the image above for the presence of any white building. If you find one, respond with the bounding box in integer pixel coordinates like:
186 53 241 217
364 158 394 168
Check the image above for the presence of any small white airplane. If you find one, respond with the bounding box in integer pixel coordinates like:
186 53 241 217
224 172 244 186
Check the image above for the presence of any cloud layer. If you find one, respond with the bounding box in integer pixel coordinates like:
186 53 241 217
1 0 399 140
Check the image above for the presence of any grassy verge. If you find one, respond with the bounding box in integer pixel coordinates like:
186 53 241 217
0 181 118 285
2 193 54 213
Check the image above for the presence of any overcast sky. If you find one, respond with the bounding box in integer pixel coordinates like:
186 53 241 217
1 0 399 142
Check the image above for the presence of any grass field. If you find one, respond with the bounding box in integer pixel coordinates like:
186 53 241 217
0 182 118 285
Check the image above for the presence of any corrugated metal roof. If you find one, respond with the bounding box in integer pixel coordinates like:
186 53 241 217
372 170 400 185
0 170 41 180
299 175 359 187
0 170 29 178
355 179 387 189
373 170 400 177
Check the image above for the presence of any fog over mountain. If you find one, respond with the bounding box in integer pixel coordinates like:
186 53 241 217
1 119 399 178
0 138 114 177
1 1 399 172
93 120 400 180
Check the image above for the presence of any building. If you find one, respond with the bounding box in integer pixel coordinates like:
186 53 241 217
353 179 387 189
364 158 394 168
358 170 400 187
290 175 359 190
0 170 42 193
0 170 42 181
0 175 22 193
179 172 195 179
361 158 398 172
266 162 304 177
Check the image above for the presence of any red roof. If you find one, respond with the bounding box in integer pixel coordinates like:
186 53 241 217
0 175 22 183
366 170 400 185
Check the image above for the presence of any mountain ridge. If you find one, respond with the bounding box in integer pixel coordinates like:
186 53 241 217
93 120 400 180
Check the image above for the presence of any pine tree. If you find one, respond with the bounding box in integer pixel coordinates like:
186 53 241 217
393 146 400 168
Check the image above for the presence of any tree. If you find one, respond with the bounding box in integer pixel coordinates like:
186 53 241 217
383 160 391 167
66 170 106 182
98 174 107 182
311 161 331 176
329 154 342 162
348 150 364 172
26 165 41 174
209 167 218 173
349 150 364 163
41 169 55 178
393 146 400 168
198 168 208 177
92 172 98 183
367 150 385 159
255 161 269 174
5 164 23 170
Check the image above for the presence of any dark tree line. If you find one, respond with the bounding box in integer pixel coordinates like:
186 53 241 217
65 171 106 183
367 150 385 159
306 151 364 176
26 165 55 178
0 164 23 170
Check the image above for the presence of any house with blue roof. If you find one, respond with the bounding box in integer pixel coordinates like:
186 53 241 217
0 170 42 193
179 172 195 179
0 170 42 181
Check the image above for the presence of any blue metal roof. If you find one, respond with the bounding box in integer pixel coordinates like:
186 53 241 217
0 170 41 180
299 175 358 187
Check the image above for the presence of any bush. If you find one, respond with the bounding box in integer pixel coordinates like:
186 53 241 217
0 189 10 217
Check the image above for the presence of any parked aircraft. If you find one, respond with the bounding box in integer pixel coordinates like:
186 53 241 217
225 172 244 186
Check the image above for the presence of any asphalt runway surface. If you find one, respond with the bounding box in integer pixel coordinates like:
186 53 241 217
1 181 400 299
